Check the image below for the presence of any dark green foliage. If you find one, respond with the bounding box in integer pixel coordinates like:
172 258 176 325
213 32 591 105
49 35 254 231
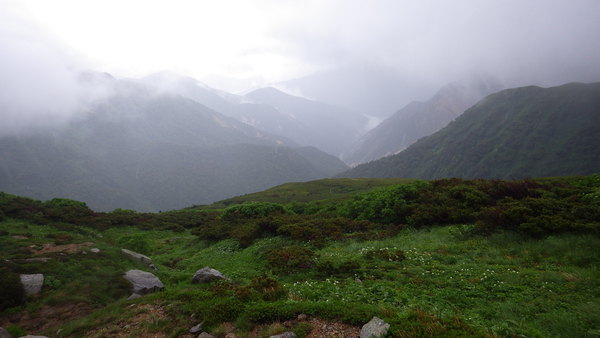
222 202 292 220
249 275 287 301
386 309 488 337
292 322 312 338
46 232 74 245
240 300 378 325
266 245 316 273
117 235 152 254
5 325 26 337
338 181 428 223
0 268 25 310
364 248 406 262
316 257 362 277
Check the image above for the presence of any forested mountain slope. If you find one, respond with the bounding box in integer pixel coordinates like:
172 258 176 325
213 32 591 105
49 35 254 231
340 82 600 179
0 79 348 211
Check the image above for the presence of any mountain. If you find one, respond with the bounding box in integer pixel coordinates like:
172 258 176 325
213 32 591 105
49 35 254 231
278 64 438 118
339 82 600 179
141 72 367 158
0 77 348 212
346 78 502 165
245 87 368 157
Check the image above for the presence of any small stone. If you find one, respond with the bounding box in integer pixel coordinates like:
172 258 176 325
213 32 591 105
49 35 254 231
269 332 296 338
359 316 390 338
192 267 227 284
121 248 153 265
189 323 203 334
20 274 44 296
90 248 101 253
297 313 308 321
197 333 215 338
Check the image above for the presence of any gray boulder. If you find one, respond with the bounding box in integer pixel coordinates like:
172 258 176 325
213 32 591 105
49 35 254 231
360 316 390 338
123 270 164 295
192 267 227 284
0 327 11 338
189 323 203 334
121 249 156 270
20 274 44 296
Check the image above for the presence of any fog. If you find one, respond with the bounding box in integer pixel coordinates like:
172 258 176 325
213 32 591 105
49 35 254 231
1 0 600 130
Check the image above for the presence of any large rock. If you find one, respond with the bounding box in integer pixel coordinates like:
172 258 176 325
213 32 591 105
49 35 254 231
192 267 227 284
121 249 155 270
360 316 390 338
123 270 164 295
19 274 44 296
0 327 12 338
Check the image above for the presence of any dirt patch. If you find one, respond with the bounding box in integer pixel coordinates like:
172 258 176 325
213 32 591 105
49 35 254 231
84 304 196 338
29 242 95 255
0 302 96 334
245 316 360 338
306 318 361 337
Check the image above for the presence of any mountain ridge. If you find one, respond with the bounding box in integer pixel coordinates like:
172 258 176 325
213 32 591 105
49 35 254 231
339 82 600 179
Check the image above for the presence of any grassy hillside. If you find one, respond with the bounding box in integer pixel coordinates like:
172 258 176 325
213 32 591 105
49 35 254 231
1 175 599 337
341 82 600 179
203 178 413 208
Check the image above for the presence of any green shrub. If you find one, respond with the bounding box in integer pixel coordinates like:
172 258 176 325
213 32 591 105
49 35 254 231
5 325 26 337
249 275 286 301
117 235 151 254
364 248 406 262
338 181 428 224
316 257 362 277
266 245 316 273
0 268 25 310
222 202 291 220
240 300 377 325
386 308 487 337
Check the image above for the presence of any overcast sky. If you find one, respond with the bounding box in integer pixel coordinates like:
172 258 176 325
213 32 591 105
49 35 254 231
1 0 600 126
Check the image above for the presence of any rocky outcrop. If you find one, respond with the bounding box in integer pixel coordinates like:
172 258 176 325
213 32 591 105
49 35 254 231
359 317 389 338
192 267 227 284
123 270 164 296
20 274 44 296
121 249 156 270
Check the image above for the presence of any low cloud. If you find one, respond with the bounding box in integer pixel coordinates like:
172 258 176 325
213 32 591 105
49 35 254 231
0 6 110 136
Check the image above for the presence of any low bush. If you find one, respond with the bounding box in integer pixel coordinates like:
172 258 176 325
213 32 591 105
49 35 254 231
266 245 316 273
222 202 291 220
0 268 25 310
